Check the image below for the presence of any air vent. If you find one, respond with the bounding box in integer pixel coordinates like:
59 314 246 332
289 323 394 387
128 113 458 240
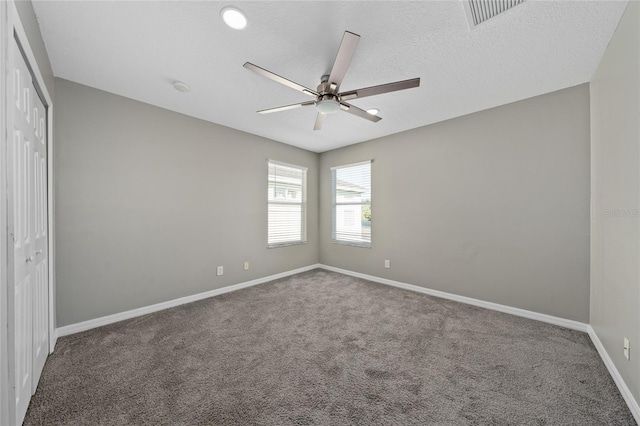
464 0 526 27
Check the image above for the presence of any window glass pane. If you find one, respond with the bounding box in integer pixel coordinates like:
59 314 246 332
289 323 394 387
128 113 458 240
335 163 371 202
268 204 302 244
332 161 371 247
268 161 307 247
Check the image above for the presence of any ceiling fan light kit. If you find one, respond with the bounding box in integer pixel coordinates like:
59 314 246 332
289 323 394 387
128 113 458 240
316 96 341 114
244 30 420 130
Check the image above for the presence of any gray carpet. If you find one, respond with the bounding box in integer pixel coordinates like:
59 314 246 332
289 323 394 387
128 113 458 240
24 269 636 425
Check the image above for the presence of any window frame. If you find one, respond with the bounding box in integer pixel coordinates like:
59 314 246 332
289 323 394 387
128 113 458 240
331 160 372 248
267 160 308 248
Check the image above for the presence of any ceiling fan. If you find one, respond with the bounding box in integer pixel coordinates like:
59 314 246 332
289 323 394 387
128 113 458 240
243 31 420 131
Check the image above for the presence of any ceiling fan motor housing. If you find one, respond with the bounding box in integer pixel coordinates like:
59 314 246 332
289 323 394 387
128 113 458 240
315 78 342 114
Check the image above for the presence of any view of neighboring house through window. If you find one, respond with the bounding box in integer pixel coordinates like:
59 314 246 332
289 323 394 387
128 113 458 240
331 161 372 247
268 161 307 248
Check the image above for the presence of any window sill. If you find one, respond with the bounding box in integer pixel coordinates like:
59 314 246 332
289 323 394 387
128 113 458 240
268 241 307 249
332 240 371 249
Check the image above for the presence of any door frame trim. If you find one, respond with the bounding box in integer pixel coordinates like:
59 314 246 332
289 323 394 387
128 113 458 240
2 1 55 422
0 0 9 423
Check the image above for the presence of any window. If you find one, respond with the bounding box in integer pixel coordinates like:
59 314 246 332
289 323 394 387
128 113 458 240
268 161 307 248
332 161 372 247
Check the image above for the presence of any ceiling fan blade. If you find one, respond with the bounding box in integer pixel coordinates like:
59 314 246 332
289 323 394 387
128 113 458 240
341 102 382 123
313 113 326 131
244 62 318 97
327 31 360 92
339 78 420 101
258 101 315 114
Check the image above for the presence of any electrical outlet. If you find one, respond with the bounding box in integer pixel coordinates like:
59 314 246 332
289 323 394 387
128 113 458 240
244 261 249 270
217 266 223 276
624 338 630 360
384 259 390 269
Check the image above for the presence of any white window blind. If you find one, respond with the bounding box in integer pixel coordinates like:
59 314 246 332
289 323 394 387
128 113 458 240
331 161 371 247
268 161 307 248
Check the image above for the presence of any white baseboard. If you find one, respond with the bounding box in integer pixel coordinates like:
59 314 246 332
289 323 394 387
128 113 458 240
588 326 640 423
56 264 321 338
318 265 589 332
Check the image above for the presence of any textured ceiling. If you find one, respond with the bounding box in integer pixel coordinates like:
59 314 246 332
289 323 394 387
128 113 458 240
33 0 627 152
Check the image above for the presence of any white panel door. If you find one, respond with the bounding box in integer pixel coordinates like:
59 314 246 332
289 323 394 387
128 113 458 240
9 40 49 425
31 79 48 393
10 41 34 426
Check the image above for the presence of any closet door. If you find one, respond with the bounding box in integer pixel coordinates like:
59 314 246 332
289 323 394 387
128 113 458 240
10 39 35 425
31 83 48 393
9 38 49 425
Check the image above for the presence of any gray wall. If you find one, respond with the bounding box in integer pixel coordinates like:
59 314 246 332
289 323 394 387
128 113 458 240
54 78 319 327
320 84 591 323
590 1 640 406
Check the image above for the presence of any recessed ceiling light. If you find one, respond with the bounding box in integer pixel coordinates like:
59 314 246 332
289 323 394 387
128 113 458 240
173 81 190 93
366 108 379 115
221 7 247 30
